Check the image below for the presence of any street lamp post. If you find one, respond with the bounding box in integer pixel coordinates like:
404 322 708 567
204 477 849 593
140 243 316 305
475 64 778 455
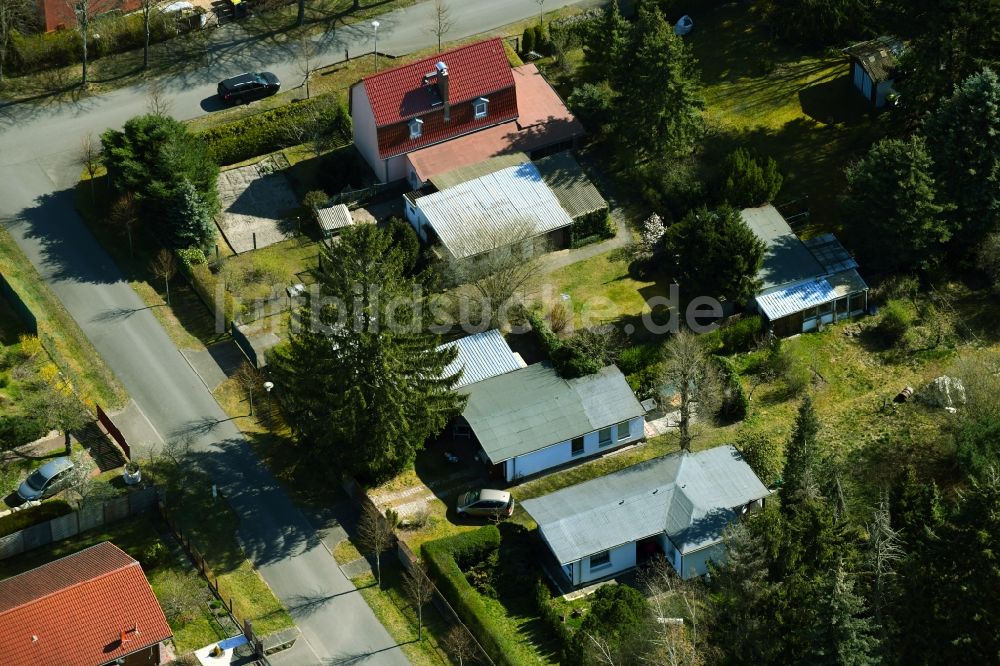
263 381 274 412
372 20 380 72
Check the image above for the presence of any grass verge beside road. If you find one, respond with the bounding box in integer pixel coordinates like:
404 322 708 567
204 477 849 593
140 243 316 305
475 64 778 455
0 225 126 408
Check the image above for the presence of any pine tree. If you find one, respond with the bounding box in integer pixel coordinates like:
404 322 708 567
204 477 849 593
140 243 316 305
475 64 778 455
923 68 1000 250
782 395 822 510
843 137 951 274
615 5 704 160
807 564 881 666
271 224 464 482
583 0 629 87
165 179 215 250
662 205 765 303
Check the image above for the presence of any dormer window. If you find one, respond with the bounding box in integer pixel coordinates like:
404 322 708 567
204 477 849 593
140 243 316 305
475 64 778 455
473 97 489 119
409 118 424 139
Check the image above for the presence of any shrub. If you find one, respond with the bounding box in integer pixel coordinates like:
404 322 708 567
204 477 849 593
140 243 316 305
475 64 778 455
716 356 749 421
503 39 524 67
637 158 707 222
521 26 535 54
198 96 351 166
534 579 571 662
956 416 1000 479
548 302 571 334
387 217 420 276
568 82 614 128
735 428 782 486
570 210 614 245
424 526 528 665
703 315 764 355
301 189 328 220
139 542 171 569
627 362 664 401
879 299 915 346
618 344 662 376
0 413 48 448
176 247 207 268
0 500 73 537
718 148 783 208
525 309 599 379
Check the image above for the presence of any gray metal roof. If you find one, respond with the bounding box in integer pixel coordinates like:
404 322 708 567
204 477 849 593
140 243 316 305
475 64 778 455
844 36 904 82
534 152 608 219
416 162 573 259
429 153 530 191
522 446 770 564
803 233 858 274
756 278 838 321
741 205 826 291
316 204 353 235
460 364 644 462
438 329 523 389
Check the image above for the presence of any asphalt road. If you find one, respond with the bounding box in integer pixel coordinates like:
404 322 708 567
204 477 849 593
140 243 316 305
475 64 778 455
0 0 591 662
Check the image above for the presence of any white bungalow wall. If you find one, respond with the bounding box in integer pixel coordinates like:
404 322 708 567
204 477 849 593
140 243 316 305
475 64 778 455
350 83 408 183
580 542 636 585
504 416 644 483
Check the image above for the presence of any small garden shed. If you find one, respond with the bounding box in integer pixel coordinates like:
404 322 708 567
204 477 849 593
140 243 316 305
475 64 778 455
844 36 905 108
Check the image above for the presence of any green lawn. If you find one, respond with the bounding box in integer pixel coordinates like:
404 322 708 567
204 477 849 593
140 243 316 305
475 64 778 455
0 226 126 408
687 1 892 233
352 564 452 666
0 518 227 655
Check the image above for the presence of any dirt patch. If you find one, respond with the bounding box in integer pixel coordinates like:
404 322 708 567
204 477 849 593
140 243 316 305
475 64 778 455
216 155 300 253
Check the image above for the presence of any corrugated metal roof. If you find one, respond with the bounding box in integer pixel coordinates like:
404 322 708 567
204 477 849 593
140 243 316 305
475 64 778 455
429 153 530 191
417 162 573 259
804 233 858 274
534 152 608 219
460 364 644 462
317 204 352 234
756 278 838 321
522 446 770 564
741 205 826 291
438 329 523 388
827 268 869 297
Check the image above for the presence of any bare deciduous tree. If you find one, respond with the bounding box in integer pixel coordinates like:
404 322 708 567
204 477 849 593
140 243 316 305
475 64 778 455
67 0 105 86
640 557 708 666
427 0 452 51
0 0 32 83
441 625 476 666
146 79 173 117
138 0 155 68
109 193 139 256
81 133 101 203
283 95 337 156
449 218 544 329
233 360 260 417
403 561 434 640
28 383 90 454
150 248 177 306
661 329 721 452
297 36 317 99
866 495 904 638
356 503 395 587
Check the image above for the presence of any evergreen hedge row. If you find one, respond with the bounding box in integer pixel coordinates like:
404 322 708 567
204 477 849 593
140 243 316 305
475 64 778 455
197 96 351 166
423 525 530 666
0 500 73 537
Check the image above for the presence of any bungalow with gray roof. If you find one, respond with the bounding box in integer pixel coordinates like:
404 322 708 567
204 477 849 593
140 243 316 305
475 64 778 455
458 363 645 483
522 445 770 585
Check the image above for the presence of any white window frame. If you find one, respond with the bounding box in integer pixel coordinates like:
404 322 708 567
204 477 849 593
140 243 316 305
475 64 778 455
473 97 489 119
617 421 630 441
408 117 424 139
598 427 612 447
590 550 612 571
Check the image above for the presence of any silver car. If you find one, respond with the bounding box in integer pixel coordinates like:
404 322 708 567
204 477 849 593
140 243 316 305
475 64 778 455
457 489 514 518
17 457 75 501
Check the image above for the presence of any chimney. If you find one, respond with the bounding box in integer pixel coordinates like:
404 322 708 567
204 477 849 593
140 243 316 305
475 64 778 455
436 61 449 122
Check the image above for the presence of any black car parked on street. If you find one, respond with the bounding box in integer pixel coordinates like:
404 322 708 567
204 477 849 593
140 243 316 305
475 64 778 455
217 72 280 104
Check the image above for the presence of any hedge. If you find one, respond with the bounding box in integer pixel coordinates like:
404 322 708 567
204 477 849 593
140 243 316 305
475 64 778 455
570 209 614 245
715 355 749 422
423 525 533 666
0 500 73 537
534 579 571 662
9 12 182 76
702 314 763 355
524 309 600 379
197 95 352 166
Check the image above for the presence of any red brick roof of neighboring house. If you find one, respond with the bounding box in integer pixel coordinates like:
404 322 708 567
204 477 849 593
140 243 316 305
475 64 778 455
363 37 515 127
38 0 140 32
407 64 586 184
0 541 172 666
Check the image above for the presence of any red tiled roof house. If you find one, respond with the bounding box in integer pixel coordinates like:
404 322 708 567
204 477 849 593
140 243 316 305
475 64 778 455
350 38 584 186
0 541 173 666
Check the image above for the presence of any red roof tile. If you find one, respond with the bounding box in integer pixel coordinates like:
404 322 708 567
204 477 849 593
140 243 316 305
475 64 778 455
0 541 173 666
363 38 515 127
407 64 586 183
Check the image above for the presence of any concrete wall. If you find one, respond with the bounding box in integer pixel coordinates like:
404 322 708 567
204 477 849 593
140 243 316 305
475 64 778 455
580 542 636 585
506 416 644 482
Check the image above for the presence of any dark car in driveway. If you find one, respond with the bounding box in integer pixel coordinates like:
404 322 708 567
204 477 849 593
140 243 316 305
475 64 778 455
217 72 280 104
